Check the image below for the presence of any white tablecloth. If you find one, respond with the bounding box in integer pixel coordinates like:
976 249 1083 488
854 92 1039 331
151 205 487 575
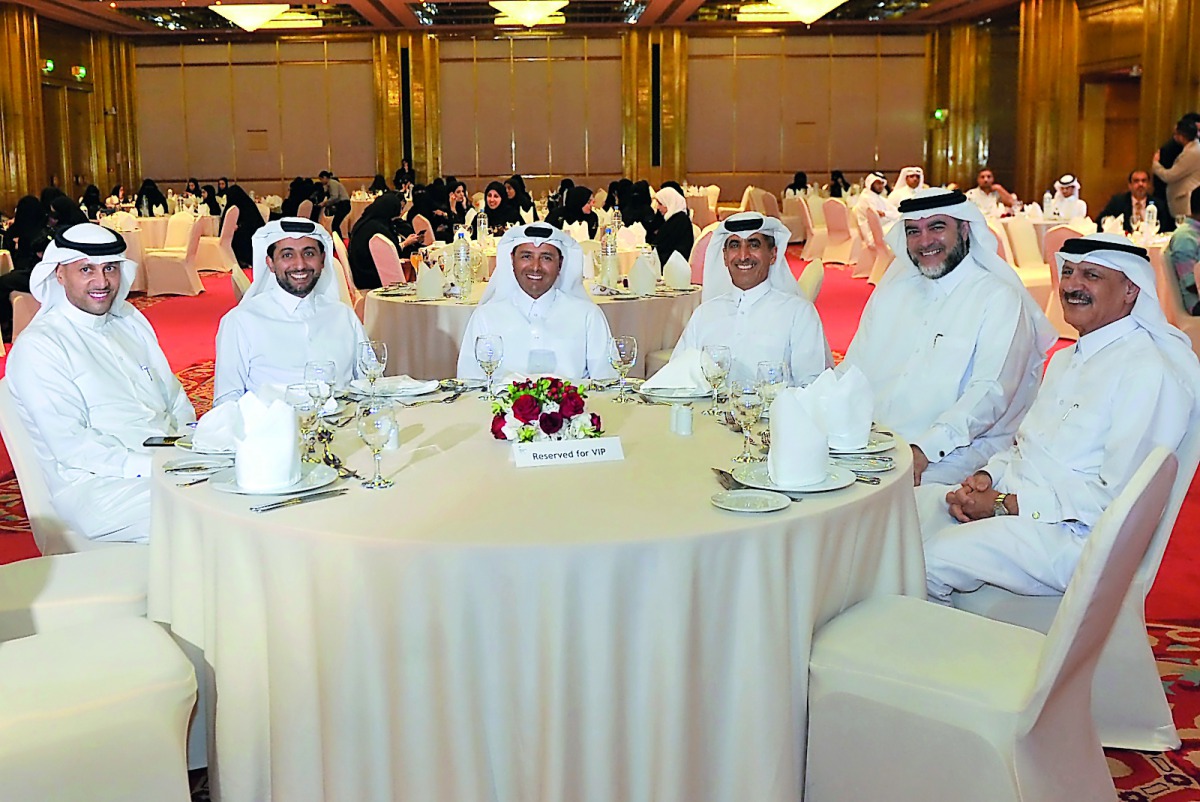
137 215 218 249
364 281 701 380
148 396 924 802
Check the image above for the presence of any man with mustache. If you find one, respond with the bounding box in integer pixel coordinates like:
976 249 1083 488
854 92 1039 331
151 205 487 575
840 189 1057 485
917 234 1200 603
214 218 366 404
668 212 831 386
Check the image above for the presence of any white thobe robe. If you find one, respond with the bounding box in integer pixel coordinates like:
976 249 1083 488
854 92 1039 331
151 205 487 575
672 281 830 386
965 187 1005 217
214 280 366 403
456 288 617 381
840 255 1041 485
6 303 195 543
1049 196 1088 220
854 190 900 245
916 317 1192 601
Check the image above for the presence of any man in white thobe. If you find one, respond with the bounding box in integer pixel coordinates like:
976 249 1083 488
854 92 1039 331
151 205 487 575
215 218 366 404
917 234 1200 602
456 223 616 381
965 168 1016 217
840 189 1057 486
1049 173 1088 219
887 166 927 207
670 212 831 386
6 224 195 543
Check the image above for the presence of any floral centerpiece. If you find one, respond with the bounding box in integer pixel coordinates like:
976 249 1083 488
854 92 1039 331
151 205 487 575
491 377 604 442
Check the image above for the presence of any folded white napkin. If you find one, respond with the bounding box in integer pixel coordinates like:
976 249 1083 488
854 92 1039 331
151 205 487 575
192 401 244 453
768 389 829 487
1024 202 1043 219
663 251 691 289
805 367 873 451
616 223 646 249
628 253 658 296
350 375 439 397
641 349 708 393
416 264 444 300
564 221 591 243
1100 216 1123 235
1069 217 1098 233
234 393 301 493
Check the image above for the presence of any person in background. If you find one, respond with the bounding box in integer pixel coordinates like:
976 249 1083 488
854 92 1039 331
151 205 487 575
280 177 309 218
134 180 167 217
888 167 927 206
548 178 574 214
348 192 420 290
650 186 694 266
0 228 47 342
505 175 538 223
1165 185 1200 315
448 180 472 229
367 174 389 194
1154 118 1200 222
603 180 622 212
182 178 202 199
1151 112 1199 231
620 180 657 232
40 187 66 217
1049 173 1088 219
222 185 267 267
1096 169 1159 234
829 170 852 198
108 184 127 207
200 185 222 217
546 185 600 240
394 158 416 189
424 180 454 242
80 185 103 221
216 177 230 207
48 197 87 232
783 171 809 199
480 181 522 238
854 172 900 231
315 170 352 236
2 196 48 274
964 168 1016 217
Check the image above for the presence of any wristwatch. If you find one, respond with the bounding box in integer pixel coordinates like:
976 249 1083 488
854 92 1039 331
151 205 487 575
993 493 1011 517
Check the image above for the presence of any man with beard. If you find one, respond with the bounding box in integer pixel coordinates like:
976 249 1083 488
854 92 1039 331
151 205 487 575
917 234 1200 602
214 218 365 404
840 189 1057 485
964 167 1016 217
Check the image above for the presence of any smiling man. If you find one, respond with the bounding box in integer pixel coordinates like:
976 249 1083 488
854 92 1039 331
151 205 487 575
840 189 1057 486
916 234 1200 603
669 212 830 385
214 218 365 403
6 223 195 543
456 224 616 380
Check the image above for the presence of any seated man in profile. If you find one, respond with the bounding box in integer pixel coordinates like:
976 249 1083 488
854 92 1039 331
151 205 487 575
964 168 1016 217
670 212 830 386
887 166 927 206
6 223 196 544
215 218 366 404
917 234 1200 603
840 189 1056 486
457 224 616 381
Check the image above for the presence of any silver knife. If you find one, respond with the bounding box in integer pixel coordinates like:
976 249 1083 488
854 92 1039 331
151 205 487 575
250 487 348 513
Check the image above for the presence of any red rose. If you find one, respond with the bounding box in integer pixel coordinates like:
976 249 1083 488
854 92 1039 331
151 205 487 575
559 391 585 417
539 411 564 435
589 412 603 433
491 413 508 440
512 394 541 423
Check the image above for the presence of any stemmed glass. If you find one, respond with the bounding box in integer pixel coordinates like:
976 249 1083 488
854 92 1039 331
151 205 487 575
609 335 638 403
304 361 337 431
756 360 788 410
475 334 504 399
357 341 388 393
285 382 320 462
357 400 397 489
730 381 765 463
701 345 732 417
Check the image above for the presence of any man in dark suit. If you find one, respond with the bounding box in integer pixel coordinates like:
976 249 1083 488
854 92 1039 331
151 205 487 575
1096 170 1160 233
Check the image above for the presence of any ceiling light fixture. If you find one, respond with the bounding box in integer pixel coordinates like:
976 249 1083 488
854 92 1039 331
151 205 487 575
211 3 289 31
490 0 569 27
736 0 844 24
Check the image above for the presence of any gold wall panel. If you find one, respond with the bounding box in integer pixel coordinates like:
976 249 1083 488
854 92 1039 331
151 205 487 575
621 29 687 185
0 4 46 210
374 32 441 182
1140 0 1200 159
1077 0 1143 72
1016 0 1080 201
925 25 992 188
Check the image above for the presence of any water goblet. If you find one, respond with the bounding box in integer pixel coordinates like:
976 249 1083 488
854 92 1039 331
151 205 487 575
357 340 388 392
475 334 504 399
701 345 732 417
730 382 765 463
304 360 337 435
756 360 788 411
609 335 638 403
357 400 397 489
285 382 319 462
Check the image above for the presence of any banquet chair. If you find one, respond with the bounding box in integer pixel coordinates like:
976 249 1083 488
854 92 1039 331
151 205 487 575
161 212 195 252
10 292 38 342
849 209 877 279
1149 244 1196 330
255 201 271 224
370 234 409 285
864 211 894 284
820 199 861 267
780 196 807 244
109 210 138 232
330 231 360 311
231 263 251 302
0 380 111 554
705 184 721 213
142 218 205 296
689 225 717 284
954 426 1200 751
0 617 196 802
592 189 607 209
1002 216 1054 309
297 199 314 219
805 448 1177 802
798 195 827 260
687 195 717 229
1039 225 1082 340
798 258 824 302
412 214 434 248
806 193 827 228
987 219 1016 265
195 204 238 273
718 186 754 220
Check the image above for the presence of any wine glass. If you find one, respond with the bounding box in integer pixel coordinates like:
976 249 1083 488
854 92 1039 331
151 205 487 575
609 335 638 403
475 334 504 399
357 400 397 489
304 360 337 433
285 382 319 462
701 345 732 417
730 381 765 463
357 341 388 392
756 360 788 411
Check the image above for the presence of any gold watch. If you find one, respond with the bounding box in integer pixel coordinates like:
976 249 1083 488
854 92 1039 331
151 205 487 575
993 493 1011 517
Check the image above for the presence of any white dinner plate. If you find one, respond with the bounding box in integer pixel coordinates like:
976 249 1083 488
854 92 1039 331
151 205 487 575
710 489 791 513
348 378 440 398
733 463 856 493
163 456 233 473
830 455 896 473
208 463 339 496
638 386 712 402
828 432 897 455
173 435 236 456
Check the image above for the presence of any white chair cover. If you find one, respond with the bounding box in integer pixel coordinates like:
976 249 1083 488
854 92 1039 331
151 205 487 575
1002 216 1054 309
798 258 824 302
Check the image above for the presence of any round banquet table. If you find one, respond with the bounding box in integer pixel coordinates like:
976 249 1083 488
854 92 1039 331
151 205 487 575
364 281 701 380
136 214 219 249
148 396 924 802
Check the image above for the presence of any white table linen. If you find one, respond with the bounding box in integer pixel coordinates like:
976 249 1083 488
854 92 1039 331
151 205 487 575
148 397 924 802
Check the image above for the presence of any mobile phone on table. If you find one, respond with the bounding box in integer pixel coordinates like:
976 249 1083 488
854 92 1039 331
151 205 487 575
143 436 183 447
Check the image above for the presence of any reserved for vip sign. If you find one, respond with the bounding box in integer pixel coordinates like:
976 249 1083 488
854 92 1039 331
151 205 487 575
513 437 625 468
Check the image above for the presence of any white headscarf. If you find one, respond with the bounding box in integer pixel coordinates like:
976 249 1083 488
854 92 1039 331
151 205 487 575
244 217 339 304
889 167 927 204
863 172 887 195
1055 233 1200 402
1053 173 1081 201
29 223 138 322
884 188 1058 353
480 222 591 305
655 186 688 221
702 212 797 302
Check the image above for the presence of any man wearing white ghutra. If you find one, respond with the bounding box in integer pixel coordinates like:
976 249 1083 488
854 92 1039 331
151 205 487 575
839 188 1057 486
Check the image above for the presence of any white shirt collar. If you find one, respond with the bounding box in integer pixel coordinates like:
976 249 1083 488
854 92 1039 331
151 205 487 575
268 280 315 315
729 279 773 308
512 287 559 319
1075 315 1138 362
926 253 982 297
59 299 113 330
